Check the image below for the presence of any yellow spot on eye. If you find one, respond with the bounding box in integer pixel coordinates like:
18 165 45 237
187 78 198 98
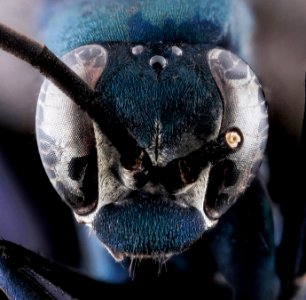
225 130 242 149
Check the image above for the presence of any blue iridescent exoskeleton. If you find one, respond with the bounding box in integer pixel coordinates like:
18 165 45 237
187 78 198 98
0 0 279 299
35 0 268 258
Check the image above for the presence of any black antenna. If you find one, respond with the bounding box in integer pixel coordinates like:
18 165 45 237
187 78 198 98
0 22 147 169
0 23 96 108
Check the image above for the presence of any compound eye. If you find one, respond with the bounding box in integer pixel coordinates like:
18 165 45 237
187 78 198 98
36 45 108 215
205 48 269 220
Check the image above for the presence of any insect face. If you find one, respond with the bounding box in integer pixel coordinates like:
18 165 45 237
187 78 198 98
36 43 268 260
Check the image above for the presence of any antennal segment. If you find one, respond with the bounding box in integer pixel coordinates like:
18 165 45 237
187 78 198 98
0 22 96 108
